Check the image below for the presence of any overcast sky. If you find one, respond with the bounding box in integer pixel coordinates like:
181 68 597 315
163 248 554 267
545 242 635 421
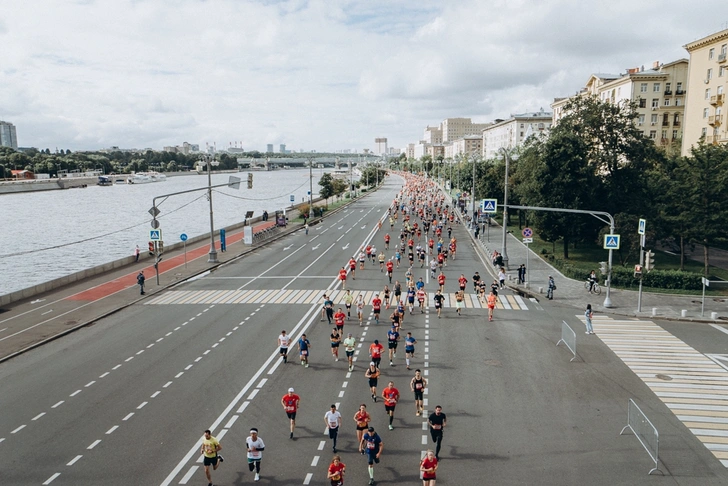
1 0 727 153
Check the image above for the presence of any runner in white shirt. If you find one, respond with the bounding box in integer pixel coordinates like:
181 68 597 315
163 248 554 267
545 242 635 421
356 294 365 326
278 330 290 364
246 428 266 482
324 404 343 453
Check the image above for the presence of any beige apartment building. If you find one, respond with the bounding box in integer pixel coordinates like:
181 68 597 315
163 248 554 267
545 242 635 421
444 135 483 158
423 126 443 144
440 118 490 142
482 110 552 159
552 60 689 148
682 28 728 156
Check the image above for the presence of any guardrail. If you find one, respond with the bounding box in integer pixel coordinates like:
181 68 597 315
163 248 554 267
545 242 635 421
556 320 577 362
620 399 662 475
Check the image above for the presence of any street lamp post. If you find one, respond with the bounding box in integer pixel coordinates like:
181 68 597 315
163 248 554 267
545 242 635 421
499 148 510 269
309 157 314 219
471 154 477 228
203 153 220 263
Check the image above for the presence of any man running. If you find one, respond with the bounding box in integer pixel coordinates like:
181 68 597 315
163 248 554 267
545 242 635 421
245 427 265 482
330 327 341 361
334 307 346 334
354 403 371 446
369 339 384 368
372 293 382 325
406 285 416 315
201 429 224 486
417 287 427 314
281 388 300 439
378 251 386 272
487 289 497 321
404 332 417 370
437 271 446 292
428 406 447 460
324 295 334 324
410 369 427 416
383 233 390 250
278 330 290 364
458 274 468 292
339 267 348 290
472 271 481 292
385 259 394 283
343 333 356 372
324 404 343 453
348 257 357 280
387 324 400 366
381 381 400 430
454 290 464 316
297 334 311 367
344 290 353 320
433 290 444 319
365 362 380 402
356 294 365 326
360 426 383 485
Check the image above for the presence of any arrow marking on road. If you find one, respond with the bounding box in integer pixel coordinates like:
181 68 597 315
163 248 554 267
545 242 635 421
284 245 293 251
342 243 349 250
30 299 45 304
338 226 344 230
361 225 366 229
312 244 320 250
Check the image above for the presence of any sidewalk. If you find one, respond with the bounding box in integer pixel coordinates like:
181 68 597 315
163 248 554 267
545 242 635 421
470 222 727 323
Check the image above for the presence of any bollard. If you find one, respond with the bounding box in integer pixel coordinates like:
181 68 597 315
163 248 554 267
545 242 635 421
681 310 687 318
539 286 544 293
712 312 719 320
652 308 657 317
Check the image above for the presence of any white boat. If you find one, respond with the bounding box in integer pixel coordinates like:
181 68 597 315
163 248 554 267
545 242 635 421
127 171 167 184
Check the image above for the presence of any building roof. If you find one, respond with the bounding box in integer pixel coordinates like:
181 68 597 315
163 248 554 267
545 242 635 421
683 28 728 51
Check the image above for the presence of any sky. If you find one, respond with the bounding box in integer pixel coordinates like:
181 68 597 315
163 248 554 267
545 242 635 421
1 0 727 153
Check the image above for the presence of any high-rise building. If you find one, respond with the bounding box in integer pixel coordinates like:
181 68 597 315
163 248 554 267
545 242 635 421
266 144 274 153
0 121 18 149
280 144 286 154
482 110 552 159
682 28 728 155
440 118 489 142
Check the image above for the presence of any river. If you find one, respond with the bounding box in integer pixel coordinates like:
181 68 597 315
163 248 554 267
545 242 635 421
0 169 326 296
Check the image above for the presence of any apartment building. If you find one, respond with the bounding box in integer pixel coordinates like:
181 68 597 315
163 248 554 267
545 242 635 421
444 135 482 158
682 28 728 155
440 118 490 142
482 110 552 159
0 121 18 149
552 73 620 123
423 126 443 144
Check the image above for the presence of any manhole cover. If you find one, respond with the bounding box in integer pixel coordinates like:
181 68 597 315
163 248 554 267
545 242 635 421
655 374 673 381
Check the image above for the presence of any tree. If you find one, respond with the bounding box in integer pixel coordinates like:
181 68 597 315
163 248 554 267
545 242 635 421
318 172 335 206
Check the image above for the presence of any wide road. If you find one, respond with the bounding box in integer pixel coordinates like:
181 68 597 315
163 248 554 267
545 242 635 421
1 175 728 485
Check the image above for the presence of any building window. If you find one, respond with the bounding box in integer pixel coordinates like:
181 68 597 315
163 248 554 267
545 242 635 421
719 85 724 95
520 132 524 137
704 108 710 118
665 82 671 92
638 114 645 125
721 66 726 77
661 130 667 139
664 99 670 106
662 113 669 125
672 130 678 139
709 48 715 60
652 99 659 108
676 82 683 94
640 83 648 92
675 98 682 106
653 83 661 92
702 127 707 137
674 114 680 125
722 44 728 56
520 124 524 128
651 114 658 124
706 88 711 99
649 130 656 139
707 68 713 80
639 98 646 108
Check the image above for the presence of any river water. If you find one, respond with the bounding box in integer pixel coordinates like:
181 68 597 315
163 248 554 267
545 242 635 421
0 169 325 296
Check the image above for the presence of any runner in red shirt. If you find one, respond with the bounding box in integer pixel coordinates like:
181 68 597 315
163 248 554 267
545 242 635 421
383 233 390 250
458 274 468 292
339 267 347 289
407 238 414 250
281 388 301 439
353 404 371 445
348 258 357 280
334 308 346 333
385 259 394 284
365 245 373 263
327 455 346 486
417 288 427 313
371 294 382 325
437 252 444 271
420 450 438 485
369 340 384 368
437 272 446 292
428 238 435 255
381 381 400 430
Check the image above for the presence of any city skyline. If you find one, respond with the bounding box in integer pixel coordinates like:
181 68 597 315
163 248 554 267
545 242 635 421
1 1 727 152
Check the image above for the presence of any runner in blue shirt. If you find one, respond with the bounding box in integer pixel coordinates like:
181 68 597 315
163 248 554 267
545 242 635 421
404 332 417 370
387 325 400 366
297 334 311 368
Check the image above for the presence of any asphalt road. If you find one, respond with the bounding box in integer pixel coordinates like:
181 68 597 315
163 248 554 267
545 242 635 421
2 175 728 485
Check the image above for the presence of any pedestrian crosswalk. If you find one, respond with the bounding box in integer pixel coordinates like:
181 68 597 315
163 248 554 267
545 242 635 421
145 288 533 310
578 315 728 468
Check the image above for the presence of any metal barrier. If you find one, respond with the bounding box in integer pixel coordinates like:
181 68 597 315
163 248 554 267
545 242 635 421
620 399 662 475
556 320 577 362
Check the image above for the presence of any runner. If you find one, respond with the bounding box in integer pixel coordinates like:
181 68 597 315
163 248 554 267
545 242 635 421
365 362 380 402
458 274 468 292
339 267 348 290
396 299 406 327
394 248 401 268
404 332 417 370
382 284 391 309
454 290 464 316
324 404 343 452
486 289 497 321
378 251 386 272
417 287 427 314
410 369 427 416
320 293 329 322
297 333 311 368
406 285 416 315
365 244 373 264
278 330 290 364
387 324 400 366
325 294 335 324
334 307 346 334
437 271 446 292
369 339 384 368
348 256 357 280
428 406 447 460
330 327 341 361
356 293 365 326
201 429 224 486
478 279 487 303
429 258 437 278
420 449 438 486
354 403 371 445
385 259 394 283
360 426 383 485
371 293 382 325
359 249 366 270
381 381 400 430
433 290 444 319
327 455 346 486
344 290 354 320
393 280 402 305
472 271 481 292
245 427 265 482
281 388 301 439
343 332 356 372
383 233 390 250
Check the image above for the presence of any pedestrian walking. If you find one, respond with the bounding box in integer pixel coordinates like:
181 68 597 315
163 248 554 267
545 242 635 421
420 449 438 486
359 426 383 485
585 304 594 334
324 404 342 452
245 427 265 482
518 264 526 284
547 275 556 300
428 406 447 460
281 388 301 439
305 223 309 235
200 429 224 486
498 268 506 288
327 455 346 486
134 245 140 262
137 271 145 295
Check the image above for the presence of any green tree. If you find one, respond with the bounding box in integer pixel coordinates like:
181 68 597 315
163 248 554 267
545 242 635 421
318 172 335 206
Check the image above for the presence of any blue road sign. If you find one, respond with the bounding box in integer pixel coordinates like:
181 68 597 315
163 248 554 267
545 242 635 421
150 229 162 241
180 233 188 242
603 234 621 250
480 199 498 213
290 195 295 202
638 218 646 235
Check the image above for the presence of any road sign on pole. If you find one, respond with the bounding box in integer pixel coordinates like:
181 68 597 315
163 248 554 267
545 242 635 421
638 218 646 235
150 229 162 241
481 198 498 213
603 234 620 250
522 227 533 238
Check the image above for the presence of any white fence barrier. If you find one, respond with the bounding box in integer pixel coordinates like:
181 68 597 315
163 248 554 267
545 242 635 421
620 399 662 475
556 320 576 362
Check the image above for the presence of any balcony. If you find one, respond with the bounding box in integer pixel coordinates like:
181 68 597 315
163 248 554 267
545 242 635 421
662 121 670 127
706 135 716 144
673 121 681 127
708 115 722 126
676 89 685 95
664 90 672 96
719 52 727 63
717 93 725 105
710 95 718 105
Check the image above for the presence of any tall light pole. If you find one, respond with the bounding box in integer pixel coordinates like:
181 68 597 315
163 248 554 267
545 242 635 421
309 157 314 219
471 153 477 227
203 153 220 263
499 148 510 269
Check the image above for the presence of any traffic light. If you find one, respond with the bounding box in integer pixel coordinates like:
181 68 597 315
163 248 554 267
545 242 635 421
247 172 253 189
645 250 655 272
634 264 643 278
157 240 164 254
148 241 155 255
599 261 608 275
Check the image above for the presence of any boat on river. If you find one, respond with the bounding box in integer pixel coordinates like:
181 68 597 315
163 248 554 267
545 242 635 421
127 171 167 184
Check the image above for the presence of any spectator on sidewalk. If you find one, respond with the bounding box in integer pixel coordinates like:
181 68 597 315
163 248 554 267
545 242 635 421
585 304 594 334
547 275 556 300
137 271 145 295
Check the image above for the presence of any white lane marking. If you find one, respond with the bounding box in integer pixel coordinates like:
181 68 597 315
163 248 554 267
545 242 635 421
216 429 228 440
342 381 348 388
11 425 26 434
106 425 118 434
0 328 6 333
195 357 202 362
70 390 81 397
147 343 155 349
711 324 728 336
304 473 313 484
422 435 428 445
311 456 320 466
52 401 64 408
185 364 193 370
225 415 239 429
342 243 349 250
151 391 161 398
175 372 184 378
99 372 110 378
137 402 148 409
318 441 326 450
85 381 95 387
284 245 293 251
338 391 345 397
248 389 259 400
136 350 144 355
87 439 101 449
237 401 249 414
41 310 53 315
125 356 134 362
257 378 267 388
42 473 61 485
163 381 173 388
312 244 321 250
66 455 82 466
112 364 122 370
32 412 46 421
179 466 198 484
156 337 164 342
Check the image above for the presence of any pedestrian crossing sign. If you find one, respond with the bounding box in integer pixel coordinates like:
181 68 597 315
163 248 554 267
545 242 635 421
481 199 498 213
603 234 620 250
150 229 162 241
